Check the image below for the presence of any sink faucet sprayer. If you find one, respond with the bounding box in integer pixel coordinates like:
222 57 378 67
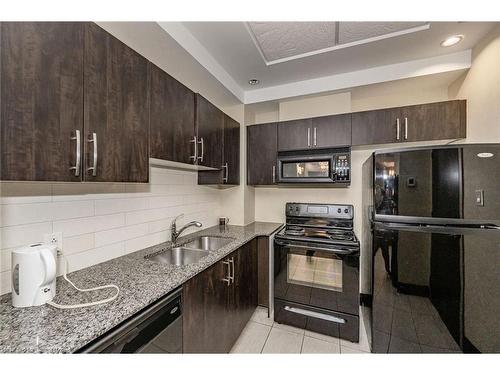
171 214 202 244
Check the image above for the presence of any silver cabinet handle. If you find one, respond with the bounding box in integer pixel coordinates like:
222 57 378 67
189 136 197 163
307 127 311 147
284 306 346 324
69 130 81 177
197 137 204 163
404 117 408 140
313 127 317 146
396 118 401 141
229 257 235 283
87 132 97 176
222 162 228 183
272 165 276 183
222 260 231 285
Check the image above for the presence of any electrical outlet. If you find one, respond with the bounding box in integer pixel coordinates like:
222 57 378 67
44 232 63 254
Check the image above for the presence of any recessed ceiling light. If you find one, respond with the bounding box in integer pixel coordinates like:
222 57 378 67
477 152 494 158
440 35 464 47
248 79 260 85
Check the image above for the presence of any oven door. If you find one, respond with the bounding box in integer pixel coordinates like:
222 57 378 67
274 239 359 315
277 153 335 183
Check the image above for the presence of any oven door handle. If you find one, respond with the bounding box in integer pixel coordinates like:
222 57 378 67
284 306 346 324
274 240 358 255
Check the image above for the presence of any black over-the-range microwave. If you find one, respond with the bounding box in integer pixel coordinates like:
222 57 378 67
276 147 351 185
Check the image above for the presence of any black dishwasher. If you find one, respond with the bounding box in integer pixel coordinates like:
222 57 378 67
79 288 182 353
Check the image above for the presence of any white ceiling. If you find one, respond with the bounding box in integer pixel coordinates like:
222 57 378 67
247 22 428 64
160 21 497 103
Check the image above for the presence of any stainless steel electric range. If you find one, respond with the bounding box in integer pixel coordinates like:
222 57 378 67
273 202 360 342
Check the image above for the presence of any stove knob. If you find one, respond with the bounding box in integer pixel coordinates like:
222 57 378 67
344 208 349 214
337 208 341 214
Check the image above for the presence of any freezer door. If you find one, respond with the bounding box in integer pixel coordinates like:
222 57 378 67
370 222 500 353
374 144 500 226
374 148 461 222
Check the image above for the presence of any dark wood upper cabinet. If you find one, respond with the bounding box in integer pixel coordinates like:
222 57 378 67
198 113 240 185
84 23 150 183
0 22 84 181
223 115 240 185
247 122 278 185
312 114 352 148
401 100 466 142
278 118 312 151
195 94 224 169
150 63 195 164
351 107 401 146
352 100 466 146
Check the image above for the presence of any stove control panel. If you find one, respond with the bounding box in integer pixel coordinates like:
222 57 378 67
286 202 353 220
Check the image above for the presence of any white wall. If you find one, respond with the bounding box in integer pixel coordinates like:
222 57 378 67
449 25 500 143
279 92 351 121
0 167 221 295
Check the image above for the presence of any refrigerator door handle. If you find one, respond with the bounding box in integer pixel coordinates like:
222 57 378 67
483 224 500 230
375 222 500 235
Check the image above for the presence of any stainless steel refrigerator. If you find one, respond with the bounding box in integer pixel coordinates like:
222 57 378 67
362 144 500 353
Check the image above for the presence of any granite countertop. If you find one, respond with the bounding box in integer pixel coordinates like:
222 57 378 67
0 221 283 353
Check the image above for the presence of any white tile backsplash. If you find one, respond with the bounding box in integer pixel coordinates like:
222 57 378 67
94 224 148 247
1 222 53 249
0 167 222 295
94 197 149 216
53 213 126 237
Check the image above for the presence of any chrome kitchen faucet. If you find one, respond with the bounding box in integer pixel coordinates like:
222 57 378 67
170 214 202 244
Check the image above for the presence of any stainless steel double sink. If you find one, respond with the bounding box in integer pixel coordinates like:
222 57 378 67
146 236 234 266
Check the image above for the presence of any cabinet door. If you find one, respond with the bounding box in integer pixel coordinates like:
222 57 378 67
351 107 401 146
198 113 240 185
195 94 224 169
312 114 351 148
231 240 258 339
223 114 240 185
150 63 195 164
401 100 466 142
0 22 84 181
182 258 232 353
247 122 278 185
84 23 149 182
278 118 312 151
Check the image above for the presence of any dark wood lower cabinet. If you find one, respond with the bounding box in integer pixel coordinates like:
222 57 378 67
231 240 258 337
257 237 269 307
182 255 232 353
182 239 258 353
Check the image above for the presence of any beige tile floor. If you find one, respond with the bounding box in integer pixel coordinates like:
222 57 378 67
230 306 371 354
